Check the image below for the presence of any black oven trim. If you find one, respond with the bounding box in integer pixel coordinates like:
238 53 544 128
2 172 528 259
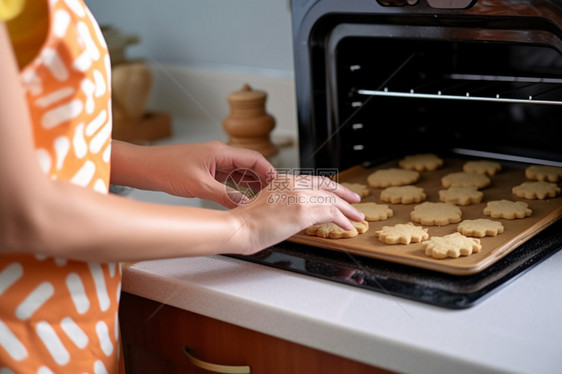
230 219 561 309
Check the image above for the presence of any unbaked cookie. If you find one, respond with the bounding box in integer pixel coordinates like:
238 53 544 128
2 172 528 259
341 182 371 199
457 219 504 238
462 160 502 176
374 222 429 245
423 232 482 259
380 186 427 204
441 171 491 189
438 187 484 206
525 165 562 183
512 181 561 200
410 202 462 226
352 202 393 221
399 153 443 171
305 220 369 239
483 199 532 219
367 168 420 188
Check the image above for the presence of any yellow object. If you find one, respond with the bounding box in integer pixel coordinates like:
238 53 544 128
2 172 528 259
0 0 25 21
4 0 49 68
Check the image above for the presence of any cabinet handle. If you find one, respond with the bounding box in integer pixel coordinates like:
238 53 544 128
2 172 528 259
182 347 251 373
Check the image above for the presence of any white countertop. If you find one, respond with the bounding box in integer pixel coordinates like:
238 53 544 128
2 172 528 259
123 251 562 374
121 118 562 374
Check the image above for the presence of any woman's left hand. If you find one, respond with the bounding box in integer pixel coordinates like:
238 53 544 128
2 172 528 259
110 140 276 208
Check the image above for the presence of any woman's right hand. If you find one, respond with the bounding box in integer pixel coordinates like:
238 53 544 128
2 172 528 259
228 173 365 255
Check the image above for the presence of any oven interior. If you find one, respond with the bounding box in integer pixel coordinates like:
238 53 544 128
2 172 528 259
301 20 562 169
234 1 562 308
333 38 562 169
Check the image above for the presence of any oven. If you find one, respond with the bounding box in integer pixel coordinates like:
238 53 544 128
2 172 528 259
234 0 562 309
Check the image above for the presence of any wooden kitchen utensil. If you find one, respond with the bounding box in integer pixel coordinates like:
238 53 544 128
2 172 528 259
222 84 279 158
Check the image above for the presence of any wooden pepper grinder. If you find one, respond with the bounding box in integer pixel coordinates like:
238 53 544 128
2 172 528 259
222 84 279 158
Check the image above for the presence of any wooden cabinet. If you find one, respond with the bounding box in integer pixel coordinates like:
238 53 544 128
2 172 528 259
119 292 394 374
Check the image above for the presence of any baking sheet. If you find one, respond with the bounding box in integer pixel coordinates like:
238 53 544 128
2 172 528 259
288 158 562 275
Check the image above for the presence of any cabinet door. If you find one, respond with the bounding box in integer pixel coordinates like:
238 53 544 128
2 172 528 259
119 292 394 374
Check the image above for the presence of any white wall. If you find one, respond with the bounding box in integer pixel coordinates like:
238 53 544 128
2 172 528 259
85 0 294 77
85 0 298 138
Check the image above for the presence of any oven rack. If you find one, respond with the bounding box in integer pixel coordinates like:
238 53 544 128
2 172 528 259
357 74 562 105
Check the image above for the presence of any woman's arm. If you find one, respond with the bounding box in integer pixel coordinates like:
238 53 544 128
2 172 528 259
0 23 363 263
110 139 276 208
0 23 244 262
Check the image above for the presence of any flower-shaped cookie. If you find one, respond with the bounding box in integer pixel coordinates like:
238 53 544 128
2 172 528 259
462 160 502 176
380 186 427 204
441 171 491 189
352 202 393 221
457 219 504 238
423 233 482 259
410 202 462 226
399 153 443 171
305 220 369 239
341 182 371 199
374 222 429 245
512 181 561 200
367 168 420 188
525 165 562 183
439 187 484 206
483 200 532 219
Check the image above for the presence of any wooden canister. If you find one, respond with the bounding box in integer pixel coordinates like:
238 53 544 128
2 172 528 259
222 84 279 158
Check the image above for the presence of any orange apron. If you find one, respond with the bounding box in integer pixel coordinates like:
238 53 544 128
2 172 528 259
0 0 121 372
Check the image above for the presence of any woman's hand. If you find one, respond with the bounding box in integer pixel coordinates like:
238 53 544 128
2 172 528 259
110 140 364 257
227 173 365 255
111 140 276 208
